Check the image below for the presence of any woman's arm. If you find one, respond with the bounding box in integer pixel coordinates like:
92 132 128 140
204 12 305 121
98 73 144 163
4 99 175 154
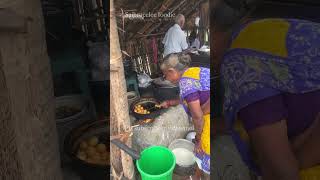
160 99 180 108
188 100 204 141
201 98 210 115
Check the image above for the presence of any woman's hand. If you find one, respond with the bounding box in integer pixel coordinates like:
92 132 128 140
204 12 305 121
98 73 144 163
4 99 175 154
160 101 170 108
160 99 180 108
194 137 202 155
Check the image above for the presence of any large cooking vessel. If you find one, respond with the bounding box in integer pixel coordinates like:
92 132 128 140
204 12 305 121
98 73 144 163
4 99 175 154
152 77 180 101
130 97 166 120
64 120 109 180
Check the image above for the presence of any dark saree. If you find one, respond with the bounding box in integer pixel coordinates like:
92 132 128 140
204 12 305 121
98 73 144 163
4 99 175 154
221 18 320 174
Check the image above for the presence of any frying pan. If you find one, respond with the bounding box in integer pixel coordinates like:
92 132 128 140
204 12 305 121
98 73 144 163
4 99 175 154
64 120 109 180
130 97 167 120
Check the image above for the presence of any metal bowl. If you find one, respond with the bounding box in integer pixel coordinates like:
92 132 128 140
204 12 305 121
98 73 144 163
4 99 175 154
168 139 197 176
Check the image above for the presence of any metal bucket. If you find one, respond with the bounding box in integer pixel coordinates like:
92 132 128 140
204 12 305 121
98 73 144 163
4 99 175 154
168 139 197 176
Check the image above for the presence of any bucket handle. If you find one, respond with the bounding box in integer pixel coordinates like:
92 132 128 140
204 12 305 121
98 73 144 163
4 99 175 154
111 139 140 160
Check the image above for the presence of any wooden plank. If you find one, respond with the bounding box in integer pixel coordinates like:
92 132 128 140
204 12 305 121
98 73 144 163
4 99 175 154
0 9 27 33
110 0 135 179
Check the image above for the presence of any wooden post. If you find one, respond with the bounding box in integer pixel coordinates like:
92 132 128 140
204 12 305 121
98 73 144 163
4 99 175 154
199 1 209 46
110 0 135 179
0 1 62 180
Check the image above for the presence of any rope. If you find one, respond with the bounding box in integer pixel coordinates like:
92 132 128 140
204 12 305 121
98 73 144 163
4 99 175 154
110 55 122 71
110 125 138 140
110 7 117 19
110 55 122 63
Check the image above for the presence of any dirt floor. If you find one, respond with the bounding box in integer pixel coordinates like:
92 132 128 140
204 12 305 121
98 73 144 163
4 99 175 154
62 166 81 180
212 135 253 180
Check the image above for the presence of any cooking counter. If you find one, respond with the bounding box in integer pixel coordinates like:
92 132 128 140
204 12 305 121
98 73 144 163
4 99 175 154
132 105 193 152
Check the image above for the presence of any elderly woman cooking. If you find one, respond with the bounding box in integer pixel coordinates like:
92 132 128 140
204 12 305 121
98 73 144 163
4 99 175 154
213 0 320 179
159 53 210 179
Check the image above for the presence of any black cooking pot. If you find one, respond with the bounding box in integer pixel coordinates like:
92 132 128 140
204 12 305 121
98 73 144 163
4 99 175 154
130 98 167 120
152 77 180 101
64 120 109 180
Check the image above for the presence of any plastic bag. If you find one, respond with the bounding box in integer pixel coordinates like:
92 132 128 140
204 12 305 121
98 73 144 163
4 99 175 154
137 73 152 88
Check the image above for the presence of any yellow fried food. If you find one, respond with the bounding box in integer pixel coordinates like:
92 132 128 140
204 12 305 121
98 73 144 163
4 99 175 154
86 158 95 164
79 141 88 150
92 154 101 161
144 119 152 123
77 151 87 161
87 136 99 146
86 146 96 157
101 152 107 160
96 143 107 153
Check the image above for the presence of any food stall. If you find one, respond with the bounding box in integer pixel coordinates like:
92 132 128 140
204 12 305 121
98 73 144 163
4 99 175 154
112 0 210 179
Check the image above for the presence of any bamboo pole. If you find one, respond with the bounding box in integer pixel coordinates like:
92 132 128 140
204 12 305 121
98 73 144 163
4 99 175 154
110 0 135 179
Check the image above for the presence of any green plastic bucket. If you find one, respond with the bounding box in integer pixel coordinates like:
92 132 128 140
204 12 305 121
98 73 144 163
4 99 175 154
136 146 176 180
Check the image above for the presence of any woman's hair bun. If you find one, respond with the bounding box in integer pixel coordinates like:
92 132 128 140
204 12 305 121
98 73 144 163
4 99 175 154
178 53 191 66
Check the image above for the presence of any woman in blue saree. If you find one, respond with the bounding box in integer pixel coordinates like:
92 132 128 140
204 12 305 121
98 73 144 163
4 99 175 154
212 0 320 179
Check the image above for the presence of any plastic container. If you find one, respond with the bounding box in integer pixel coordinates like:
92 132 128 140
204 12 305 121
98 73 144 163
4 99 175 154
136 146 176 180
